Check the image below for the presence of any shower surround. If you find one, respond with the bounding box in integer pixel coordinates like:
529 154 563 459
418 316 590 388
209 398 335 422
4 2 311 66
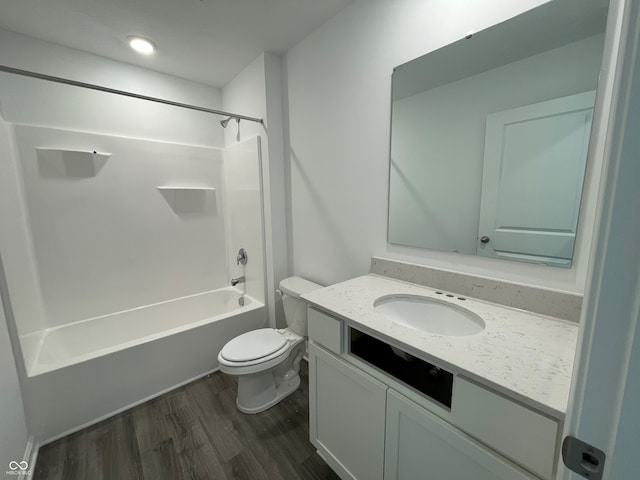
0 120 267 442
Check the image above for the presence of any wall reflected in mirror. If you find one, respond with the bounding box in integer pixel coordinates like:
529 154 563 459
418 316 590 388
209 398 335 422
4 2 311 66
388 0 609 268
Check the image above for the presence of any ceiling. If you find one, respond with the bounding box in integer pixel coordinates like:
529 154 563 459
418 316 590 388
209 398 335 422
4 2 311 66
0 0 352 88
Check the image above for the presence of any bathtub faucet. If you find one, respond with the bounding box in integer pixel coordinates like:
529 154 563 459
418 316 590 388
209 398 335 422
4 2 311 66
236 248 248 266
231 276 245 286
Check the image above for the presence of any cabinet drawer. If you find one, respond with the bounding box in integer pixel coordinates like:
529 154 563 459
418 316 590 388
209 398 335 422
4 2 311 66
308 308 342 354
452 377 559 480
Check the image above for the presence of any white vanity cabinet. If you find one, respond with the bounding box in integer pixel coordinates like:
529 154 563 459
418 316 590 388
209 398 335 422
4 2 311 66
309 343 387 480
307 307 559 480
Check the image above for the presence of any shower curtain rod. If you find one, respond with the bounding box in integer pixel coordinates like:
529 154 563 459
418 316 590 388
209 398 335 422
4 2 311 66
0 65 264 124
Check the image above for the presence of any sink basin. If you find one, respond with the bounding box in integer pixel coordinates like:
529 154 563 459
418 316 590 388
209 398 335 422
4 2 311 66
374 295 485 336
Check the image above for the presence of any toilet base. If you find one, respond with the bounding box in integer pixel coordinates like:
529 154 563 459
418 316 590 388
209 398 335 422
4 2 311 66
219 329 306 414
236 371 301 414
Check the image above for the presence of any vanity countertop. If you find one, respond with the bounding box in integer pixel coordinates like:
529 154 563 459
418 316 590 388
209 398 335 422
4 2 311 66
302 274 579 419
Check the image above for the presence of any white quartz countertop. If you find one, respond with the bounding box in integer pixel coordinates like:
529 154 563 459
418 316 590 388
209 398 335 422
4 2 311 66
302 274 579 419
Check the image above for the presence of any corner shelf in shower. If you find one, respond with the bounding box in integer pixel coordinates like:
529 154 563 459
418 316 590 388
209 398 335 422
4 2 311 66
35 148 111 178
157 186 217 215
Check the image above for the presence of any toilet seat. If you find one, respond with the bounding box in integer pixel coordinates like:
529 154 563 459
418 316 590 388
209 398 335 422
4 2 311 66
219 328 290 367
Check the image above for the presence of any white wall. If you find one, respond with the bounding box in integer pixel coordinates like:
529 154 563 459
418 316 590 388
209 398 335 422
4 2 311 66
285 0 607 293
223 53 290 327
0 255 29 471
390 35 603 255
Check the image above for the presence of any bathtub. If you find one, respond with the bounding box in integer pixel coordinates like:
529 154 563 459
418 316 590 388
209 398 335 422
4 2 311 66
20 287 266 444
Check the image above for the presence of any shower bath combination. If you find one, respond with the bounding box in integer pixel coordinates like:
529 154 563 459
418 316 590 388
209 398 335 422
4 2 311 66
0 64 269 443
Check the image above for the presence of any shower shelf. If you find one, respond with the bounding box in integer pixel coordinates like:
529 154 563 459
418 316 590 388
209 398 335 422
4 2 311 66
36 147 111 158
157 186 216 191
157 186 216 215
35 148 111 177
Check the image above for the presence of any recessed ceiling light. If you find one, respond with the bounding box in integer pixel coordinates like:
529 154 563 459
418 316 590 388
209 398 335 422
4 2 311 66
127 36 156 55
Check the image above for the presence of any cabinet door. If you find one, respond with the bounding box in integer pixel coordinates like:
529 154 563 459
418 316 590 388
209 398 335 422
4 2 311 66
384 390 535 480
309 343 387 480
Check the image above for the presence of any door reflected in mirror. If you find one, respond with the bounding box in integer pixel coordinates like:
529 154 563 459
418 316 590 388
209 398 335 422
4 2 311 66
388 0 609 268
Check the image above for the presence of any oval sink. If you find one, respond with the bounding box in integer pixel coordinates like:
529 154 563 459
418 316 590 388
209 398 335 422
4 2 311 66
374 295 485 336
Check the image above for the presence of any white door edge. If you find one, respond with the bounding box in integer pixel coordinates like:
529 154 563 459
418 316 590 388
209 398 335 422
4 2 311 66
559 0 640 478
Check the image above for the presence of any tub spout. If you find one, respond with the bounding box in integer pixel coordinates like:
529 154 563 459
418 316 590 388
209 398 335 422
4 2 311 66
231 276 245 286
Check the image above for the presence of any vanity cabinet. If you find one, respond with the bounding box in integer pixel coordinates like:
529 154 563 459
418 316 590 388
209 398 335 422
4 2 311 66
307 307 557 480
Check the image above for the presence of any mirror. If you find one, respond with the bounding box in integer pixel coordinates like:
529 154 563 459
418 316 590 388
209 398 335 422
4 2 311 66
388 0 609 268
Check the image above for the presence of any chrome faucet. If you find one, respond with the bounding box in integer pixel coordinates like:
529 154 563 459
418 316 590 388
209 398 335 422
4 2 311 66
231 276 245 286
236 248 248 266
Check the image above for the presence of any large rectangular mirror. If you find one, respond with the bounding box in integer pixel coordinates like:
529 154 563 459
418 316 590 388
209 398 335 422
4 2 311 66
388 0 609 268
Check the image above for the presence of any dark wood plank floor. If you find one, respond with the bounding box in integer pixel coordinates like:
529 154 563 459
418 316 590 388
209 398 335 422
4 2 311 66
34 362 340 480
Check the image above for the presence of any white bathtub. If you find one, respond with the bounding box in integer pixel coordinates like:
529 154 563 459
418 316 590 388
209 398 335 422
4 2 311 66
21 287 266 443
27 287 257 376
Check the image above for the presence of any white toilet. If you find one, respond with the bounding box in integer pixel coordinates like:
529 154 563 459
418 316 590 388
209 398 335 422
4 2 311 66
217 276 321 414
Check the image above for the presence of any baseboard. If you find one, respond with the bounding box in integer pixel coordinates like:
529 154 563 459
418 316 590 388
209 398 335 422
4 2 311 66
40 367 220 446
22 436 38 480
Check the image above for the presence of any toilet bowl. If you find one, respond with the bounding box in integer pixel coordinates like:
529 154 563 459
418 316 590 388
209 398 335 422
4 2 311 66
217 276 321 414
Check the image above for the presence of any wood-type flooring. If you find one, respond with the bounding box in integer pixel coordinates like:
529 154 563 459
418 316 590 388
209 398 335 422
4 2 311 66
33 362 339 480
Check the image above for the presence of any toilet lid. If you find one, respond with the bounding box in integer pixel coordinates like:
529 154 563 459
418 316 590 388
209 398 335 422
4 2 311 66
220 328 288 362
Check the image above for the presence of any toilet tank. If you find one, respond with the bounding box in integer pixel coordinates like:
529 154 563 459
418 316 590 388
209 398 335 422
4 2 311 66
279 276 322 336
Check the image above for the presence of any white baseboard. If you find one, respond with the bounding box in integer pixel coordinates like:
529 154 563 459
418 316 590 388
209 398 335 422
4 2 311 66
23 436 38 480
40 367 220 446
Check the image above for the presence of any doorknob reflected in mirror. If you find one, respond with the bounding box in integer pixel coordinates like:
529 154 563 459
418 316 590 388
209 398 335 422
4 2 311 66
480 236 490 244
